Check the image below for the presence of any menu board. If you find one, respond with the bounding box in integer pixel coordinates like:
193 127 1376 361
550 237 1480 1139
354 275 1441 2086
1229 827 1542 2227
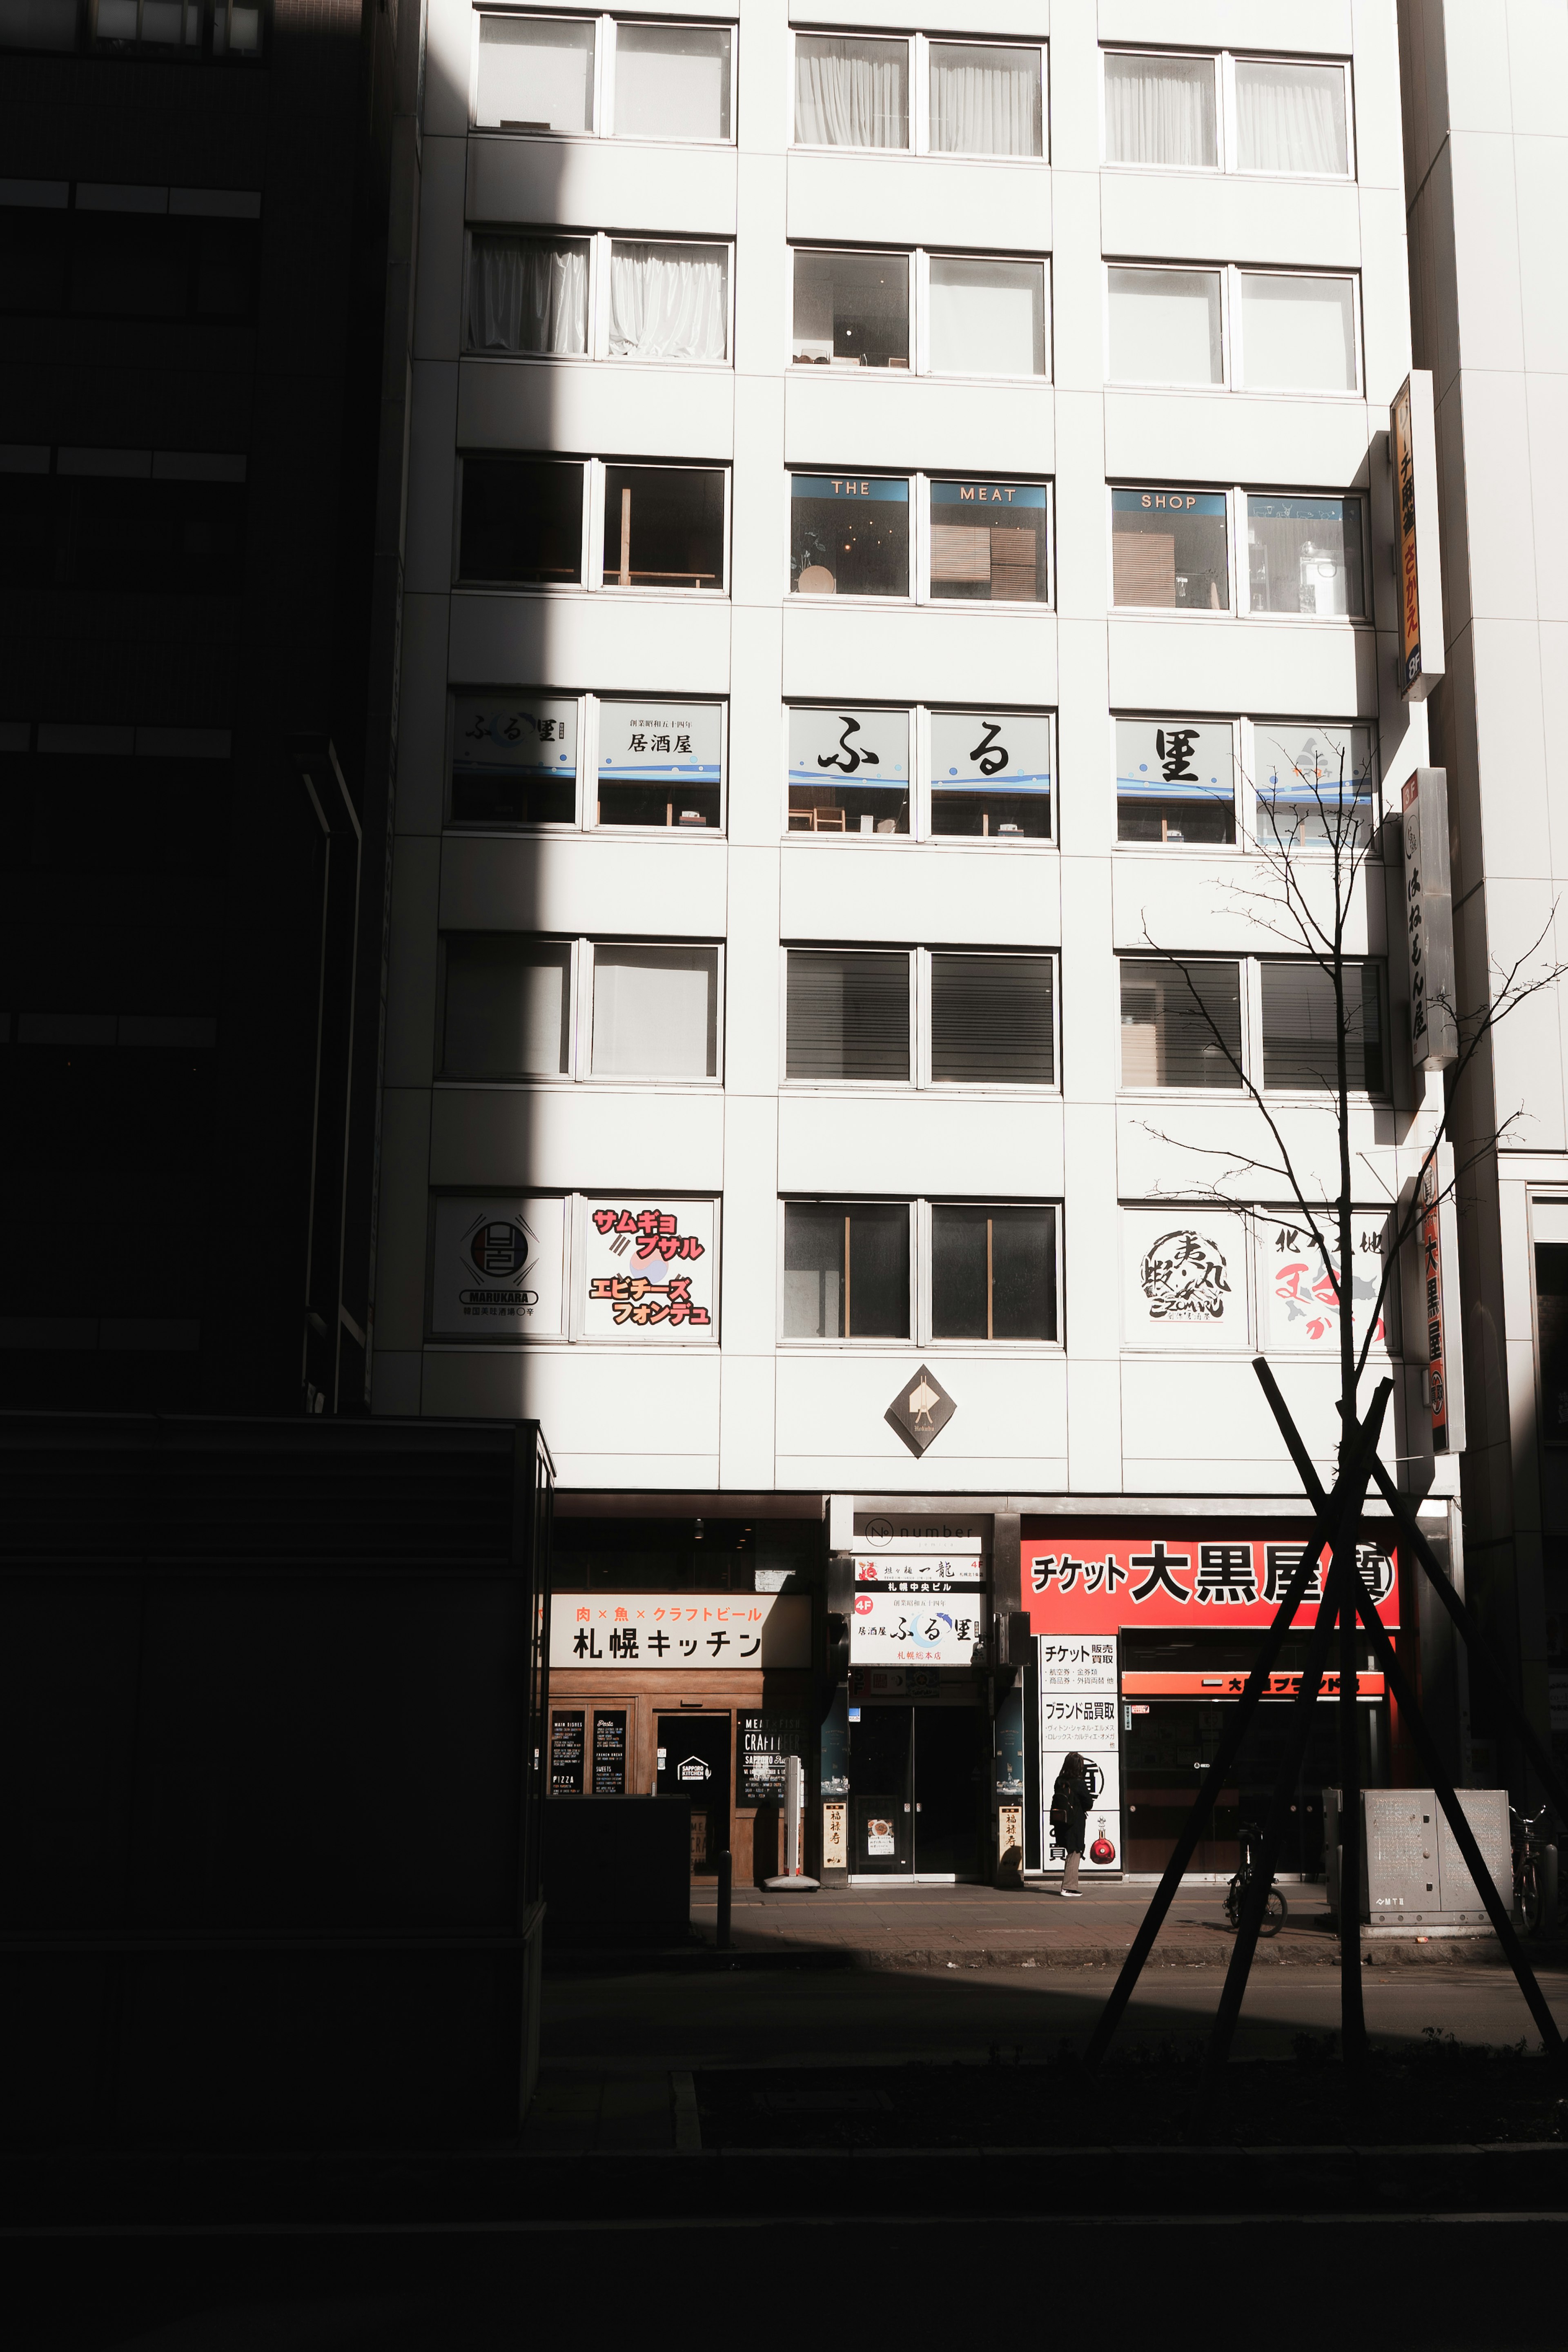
739 1711 809 1803
592 1710 628 1795
550 1709 585 1796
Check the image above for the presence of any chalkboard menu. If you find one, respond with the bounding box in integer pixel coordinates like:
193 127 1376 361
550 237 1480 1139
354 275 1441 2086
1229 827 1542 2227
593 1709 628 1795
739 1711 808 1803
550 1709 585 1796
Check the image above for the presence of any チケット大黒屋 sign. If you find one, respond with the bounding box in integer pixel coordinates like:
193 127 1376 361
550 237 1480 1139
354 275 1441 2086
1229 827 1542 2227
1024 1526 1398 1635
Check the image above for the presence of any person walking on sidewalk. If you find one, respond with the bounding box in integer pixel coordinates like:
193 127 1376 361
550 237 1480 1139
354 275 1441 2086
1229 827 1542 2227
1051 1753 1093 1897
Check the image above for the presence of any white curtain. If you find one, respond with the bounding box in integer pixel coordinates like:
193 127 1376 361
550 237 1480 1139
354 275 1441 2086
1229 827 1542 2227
929 259 1044 377
929 43 1041 156
609 243 727 361
1108 268 1223 385
794 34 907 149
467 237 587 355
1236 60 1348 175
1103 52 1216 167
1238 274 1356 392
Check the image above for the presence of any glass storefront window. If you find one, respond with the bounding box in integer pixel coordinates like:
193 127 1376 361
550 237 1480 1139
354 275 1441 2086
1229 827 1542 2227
1116 717 1235 844
790 473 909 597
1246 494 1363 616
1112 488 1228 610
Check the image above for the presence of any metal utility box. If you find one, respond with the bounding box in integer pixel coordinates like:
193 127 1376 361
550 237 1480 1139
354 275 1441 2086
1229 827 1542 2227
1325 1788 1510 1932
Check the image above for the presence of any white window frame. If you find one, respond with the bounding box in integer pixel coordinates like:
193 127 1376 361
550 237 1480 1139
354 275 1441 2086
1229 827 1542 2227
786 476 1054 609
1110 711 1242 855
776 1195 1064 1349
788 30 1048 161
782 702 1056 846
1106 485 1370 621
423 1189 722 1344
1100 46 1355 180
788 245 1051 381
1110 713 1383 856
471 13 738 145
779 944 1060 1095
435 933 726 1086
454 454 732 598
1105 263 1362 397
444 688 729 835
461 229 735 367
1115 952 1389 1100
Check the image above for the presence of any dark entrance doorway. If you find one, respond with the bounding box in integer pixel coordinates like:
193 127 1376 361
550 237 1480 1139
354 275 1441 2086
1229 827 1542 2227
1124 1698 1377 1875
657 1713 730 1875
846 1704 986 1878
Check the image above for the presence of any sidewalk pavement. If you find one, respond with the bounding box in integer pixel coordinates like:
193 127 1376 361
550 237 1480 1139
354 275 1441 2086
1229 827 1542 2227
687 1879 1508 1968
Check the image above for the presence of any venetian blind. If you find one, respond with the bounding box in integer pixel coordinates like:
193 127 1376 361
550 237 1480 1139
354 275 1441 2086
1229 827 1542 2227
931 955 1055 1085
786 950 910 1081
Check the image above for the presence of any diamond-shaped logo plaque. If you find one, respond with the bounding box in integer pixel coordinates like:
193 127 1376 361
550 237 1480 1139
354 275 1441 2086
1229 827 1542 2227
885 1363 956 1455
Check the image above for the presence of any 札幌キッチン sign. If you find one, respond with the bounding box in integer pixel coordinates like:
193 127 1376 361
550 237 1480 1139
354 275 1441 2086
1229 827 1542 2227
551 1593 809 1670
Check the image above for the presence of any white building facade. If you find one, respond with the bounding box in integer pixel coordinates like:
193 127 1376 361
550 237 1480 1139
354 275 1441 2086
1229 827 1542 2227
372 0 1459 1882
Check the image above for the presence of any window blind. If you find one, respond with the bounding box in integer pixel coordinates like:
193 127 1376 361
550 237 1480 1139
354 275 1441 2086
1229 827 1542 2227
1119 959 1242 1087
1261 961 1384 1093
442 936 569 1076
786 951 910 1081
931 955 1054 1084
592 945 717 1077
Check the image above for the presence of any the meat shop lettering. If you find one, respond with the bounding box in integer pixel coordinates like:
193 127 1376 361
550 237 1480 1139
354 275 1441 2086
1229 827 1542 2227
1031 1541 1393 1608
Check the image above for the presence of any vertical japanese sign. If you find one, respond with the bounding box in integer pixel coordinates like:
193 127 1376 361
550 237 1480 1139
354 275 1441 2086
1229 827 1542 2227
1421 1161 1450 1454
1391 371 1445 701
1038 1636 1121 1877
581 1200 716 1338
1400 767 1458 1069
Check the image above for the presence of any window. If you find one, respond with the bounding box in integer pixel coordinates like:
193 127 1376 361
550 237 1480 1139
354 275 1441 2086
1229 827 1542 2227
602 463 725 589
428 1192 716 1342
456 458 728 593
1104 48 1352 177
790 474 909 598
466 233 729 362
1120 960 1243 1088
442 936 571 1076
782 1198 1060 1343
1252 722 1377 851
1111 488 1228 611
0 722 233 879
1236 274 1357 394
1533 1205 1568 1447
475 15 734 143
1104 51 1217 169
929 41 1042 158
1107 266 1360 395
931 1205 1056 1339
785 947 1057 1087
789 475 1051 604
793 31 1045 158
0 188 261 322
791 249 909 368
791 248 1048 379
439 935 722 1080
612 20 731 140
786 950 910 1082
0 0 267 56
931 955 1054 1085
1246 495 1363 616
1260 962 1384 1093
0 448 247 590
1116 719 1235 846
448 691 725 831
787 704 1053 842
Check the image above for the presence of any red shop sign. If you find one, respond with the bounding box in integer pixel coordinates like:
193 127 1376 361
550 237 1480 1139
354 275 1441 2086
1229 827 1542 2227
1023 1524 1399 1636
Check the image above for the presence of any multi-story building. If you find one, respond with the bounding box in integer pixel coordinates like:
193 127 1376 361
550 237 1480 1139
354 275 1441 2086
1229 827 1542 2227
0 0 419 1417
1401 0 1568 1795
376 0 1451 1884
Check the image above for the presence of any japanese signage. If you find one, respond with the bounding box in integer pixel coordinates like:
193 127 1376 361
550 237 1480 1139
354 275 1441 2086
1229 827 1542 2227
822 1800 847 1869
854 1556 984 1587
1025 1526 1399 1634
597 699 721 787
1392 371 1445 701
452 695 577 787
550 1710 585 1796
1256 723 1376 816
739 1711 810 1802
1400 767 1458 1069
851 1593 986 1666
1258 1212 1392 1352
1039 1638 1118 1693
930 708 1051 797
1421 1160 1450 1452
1115 719 1234 808
886 1363 956 1454
430 1195 566 1339
788 704 909 789
1040 1633 1121 1875
1122 1209 1249 1348
551 1592 810 1670
581 1199 716 1338
592 1711 628 1795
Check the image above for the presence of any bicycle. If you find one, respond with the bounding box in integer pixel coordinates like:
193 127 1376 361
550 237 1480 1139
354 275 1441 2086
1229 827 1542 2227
1224 1820 1288 1937
1510 1805 1563 1935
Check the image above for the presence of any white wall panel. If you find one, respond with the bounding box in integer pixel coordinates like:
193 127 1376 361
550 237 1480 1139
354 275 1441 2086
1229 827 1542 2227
778 1093 1065 1194
1106 618 1374 716
781 842 1060 947
1098 1 1352 51
1115 1100 1399 1204
1111 851 1379 954
395 594 452 836
782 604 1057 704
784 375 1056 476
785 155 1051 252
448 592 732 691
414 137 467 361
775 1350 1067 1468
458 361 735 460
430 1083 726 1188
438 833 728 936
467 138 738 235
423 1345 722 1477
1100 174 1361 270
1102 393 1373 489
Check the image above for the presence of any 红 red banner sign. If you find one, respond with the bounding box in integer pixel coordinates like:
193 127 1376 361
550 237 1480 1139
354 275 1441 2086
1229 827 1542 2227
1023 1525 1399 1635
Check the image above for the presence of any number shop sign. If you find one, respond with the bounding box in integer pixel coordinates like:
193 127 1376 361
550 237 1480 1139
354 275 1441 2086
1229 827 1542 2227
1025 1527 1399 1635
551 1592 811 1671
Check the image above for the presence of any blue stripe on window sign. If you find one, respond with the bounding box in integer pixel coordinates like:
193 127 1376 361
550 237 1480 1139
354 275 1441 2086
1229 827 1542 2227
930 480 1047 508
933 773 1051 791
599 761 722 778
1112 488 1227 516
791 474 909 502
